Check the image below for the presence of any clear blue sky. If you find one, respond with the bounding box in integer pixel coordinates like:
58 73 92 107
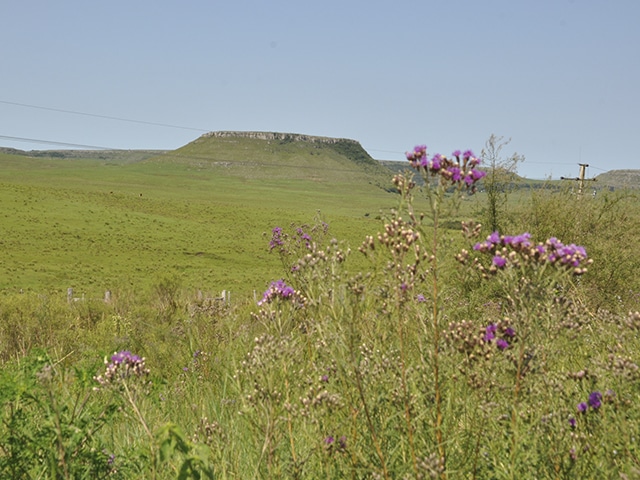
1 0 638 179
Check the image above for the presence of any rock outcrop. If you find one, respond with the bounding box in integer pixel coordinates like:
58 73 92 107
200 131 360 146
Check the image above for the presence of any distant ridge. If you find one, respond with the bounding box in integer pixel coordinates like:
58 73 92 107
595 169 640 189
199 131 359 145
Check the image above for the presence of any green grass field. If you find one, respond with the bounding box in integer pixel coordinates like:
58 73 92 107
0 138 402 297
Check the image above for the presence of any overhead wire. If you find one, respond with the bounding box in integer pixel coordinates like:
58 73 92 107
0 99 208 132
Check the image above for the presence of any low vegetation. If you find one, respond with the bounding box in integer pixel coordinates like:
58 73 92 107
0 136 639 478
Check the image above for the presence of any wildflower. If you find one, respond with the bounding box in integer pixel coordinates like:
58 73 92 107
570 448 577 461
568 417 576 428
94 350 150 386
258 279 296 305
324 435 335 445
577 402 588 413
507 232 532 248
269 227 284 251
430 153 443 172
295 227 312 249
447 166 462 182
504 327 516 338
338 436 347 450
416 293 426 303
465 169 486 185
496 338 509 350
588 391 602 410
469 231 590 274
484 323 497 342
406 144 484 190
406 145 427 166
492 255 507 268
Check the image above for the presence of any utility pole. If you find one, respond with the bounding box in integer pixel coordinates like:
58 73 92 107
561 163 596 196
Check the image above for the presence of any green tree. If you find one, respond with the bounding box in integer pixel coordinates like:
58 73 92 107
480 134 524 232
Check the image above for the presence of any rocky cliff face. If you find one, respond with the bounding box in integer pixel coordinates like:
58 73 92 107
201 131 360 146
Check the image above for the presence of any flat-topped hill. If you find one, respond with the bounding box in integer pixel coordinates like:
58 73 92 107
146 131 394 190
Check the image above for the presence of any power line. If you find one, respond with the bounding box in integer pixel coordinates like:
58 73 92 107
0 99 209 132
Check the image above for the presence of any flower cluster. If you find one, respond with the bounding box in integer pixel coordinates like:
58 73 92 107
269 227 285 251
294 227 312 249
576 390 615 415
405 145 486 190
483 323 516 350
468 231 591 275
94 350 150 386
257 279 297 306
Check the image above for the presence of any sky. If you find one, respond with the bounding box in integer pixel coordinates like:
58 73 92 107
1 0 638 179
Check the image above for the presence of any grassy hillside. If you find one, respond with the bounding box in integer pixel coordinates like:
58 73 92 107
148 131 395 189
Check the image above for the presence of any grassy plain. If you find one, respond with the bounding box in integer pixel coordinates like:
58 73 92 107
0 141 401 298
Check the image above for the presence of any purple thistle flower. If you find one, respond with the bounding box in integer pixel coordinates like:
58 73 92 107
452 150 461 158
577 402 588 413
414 145 427 155
448 166 462 182
269 226 284 250
95 350 149 386
488 231 501 244
484 323 497 342
464 173 475 186
588 391 602 410
568 417 576 428
496 338 509 350
416 293 426 303
258 279 297 305
463 149 475 160
430 153 442 172
471 169 486 181
324 435 335 445
338 436 347 450
510 232 532 248
504 327 516 338
492 255 507 268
